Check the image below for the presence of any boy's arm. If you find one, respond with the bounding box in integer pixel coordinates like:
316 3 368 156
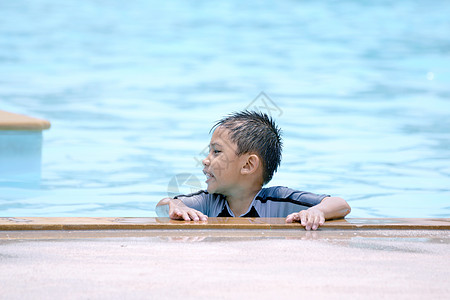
156 198 208 221
285 197 351 231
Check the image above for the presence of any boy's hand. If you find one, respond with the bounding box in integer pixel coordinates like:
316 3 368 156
169 201 208 221
285 207 325 231
157 198 208 221
285 196 351 230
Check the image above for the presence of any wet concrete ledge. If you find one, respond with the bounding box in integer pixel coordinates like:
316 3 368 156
0 217 449 230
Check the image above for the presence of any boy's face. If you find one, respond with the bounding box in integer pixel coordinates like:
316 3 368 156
202 127 245 195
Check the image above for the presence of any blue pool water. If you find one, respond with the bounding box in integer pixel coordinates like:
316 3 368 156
1 0 449 218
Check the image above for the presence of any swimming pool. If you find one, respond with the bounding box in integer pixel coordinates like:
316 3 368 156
1 0 449 218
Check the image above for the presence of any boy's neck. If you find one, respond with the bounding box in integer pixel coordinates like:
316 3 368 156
225 186 262 217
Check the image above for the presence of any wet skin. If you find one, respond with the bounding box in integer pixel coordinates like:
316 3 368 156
157 127 351 230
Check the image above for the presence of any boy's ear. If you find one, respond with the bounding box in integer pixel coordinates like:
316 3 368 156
241 154 260 175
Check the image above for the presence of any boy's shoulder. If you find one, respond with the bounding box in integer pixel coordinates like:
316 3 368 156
174 190 225 204
258 186 296 198
257 186 329 205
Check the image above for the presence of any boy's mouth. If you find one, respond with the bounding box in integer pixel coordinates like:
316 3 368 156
203 169 215 183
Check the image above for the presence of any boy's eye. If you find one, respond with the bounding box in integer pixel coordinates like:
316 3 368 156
213 150 221 154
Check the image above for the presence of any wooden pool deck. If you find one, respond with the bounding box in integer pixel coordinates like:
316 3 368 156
1 217 449 231
0 110 51 130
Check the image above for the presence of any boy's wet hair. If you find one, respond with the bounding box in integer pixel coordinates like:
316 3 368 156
211 110 282 185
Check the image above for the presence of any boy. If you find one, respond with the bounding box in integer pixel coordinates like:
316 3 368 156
156 111 351 230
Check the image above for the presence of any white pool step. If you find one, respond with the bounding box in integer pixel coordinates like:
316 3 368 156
0 110 51 185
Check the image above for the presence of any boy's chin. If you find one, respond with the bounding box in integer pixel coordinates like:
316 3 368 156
206 184 217 194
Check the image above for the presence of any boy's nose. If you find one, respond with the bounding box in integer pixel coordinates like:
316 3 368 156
202 156 210 166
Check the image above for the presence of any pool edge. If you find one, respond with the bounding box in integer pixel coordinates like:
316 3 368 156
0 217 449 230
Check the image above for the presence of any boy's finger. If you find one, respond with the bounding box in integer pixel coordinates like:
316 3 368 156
169 208 180 219
300 211 307 227
187 211 199 221
182 212 191 221
319 214 325 226
312 215 320 230
198 212 208 221
305 217 313 231
285 213 294 223
307 213 316 231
